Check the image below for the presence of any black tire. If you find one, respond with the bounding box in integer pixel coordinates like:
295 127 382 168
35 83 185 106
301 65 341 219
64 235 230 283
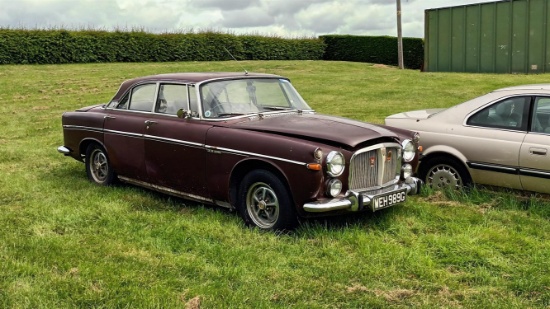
85 143 116 186
420 156 471 190
237 170 298 231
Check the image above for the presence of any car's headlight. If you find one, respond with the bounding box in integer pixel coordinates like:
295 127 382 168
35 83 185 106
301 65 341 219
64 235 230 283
402 139 415 162
326 179 343 197
326 151 345 176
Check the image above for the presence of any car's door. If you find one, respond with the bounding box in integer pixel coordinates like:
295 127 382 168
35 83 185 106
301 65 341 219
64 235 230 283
143 83 213 198
103 83 157 181
462 96 530 190
519 96 550 194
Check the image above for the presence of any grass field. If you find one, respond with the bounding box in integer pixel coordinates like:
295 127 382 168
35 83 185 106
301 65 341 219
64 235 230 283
0 61 549 308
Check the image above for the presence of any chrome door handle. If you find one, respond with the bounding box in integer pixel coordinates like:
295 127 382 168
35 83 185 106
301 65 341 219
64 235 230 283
529 147 547 156
104 116 116 120
144 120 158 129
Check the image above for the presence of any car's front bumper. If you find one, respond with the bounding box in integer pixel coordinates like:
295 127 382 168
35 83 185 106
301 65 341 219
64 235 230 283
303 177 422 213
57 146 71 155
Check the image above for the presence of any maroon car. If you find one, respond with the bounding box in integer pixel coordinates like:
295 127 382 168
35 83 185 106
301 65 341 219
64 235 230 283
58 72 422 230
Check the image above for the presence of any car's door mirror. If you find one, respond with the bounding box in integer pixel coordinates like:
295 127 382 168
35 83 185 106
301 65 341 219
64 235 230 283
177 109 190 119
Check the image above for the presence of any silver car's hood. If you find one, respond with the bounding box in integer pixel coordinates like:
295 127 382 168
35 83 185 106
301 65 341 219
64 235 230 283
386 108 445 121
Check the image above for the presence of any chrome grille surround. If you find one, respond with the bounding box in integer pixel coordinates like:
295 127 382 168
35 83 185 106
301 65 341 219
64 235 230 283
348 142 402 191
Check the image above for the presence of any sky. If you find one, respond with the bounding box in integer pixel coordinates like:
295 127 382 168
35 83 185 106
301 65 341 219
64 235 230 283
0 0 495 38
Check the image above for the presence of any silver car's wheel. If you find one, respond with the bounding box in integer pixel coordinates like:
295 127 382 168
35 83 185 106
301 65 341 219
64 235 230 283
237 170 298 231
246 182 280 229
422 157 471 190
427 164 462 189
85 144 116 186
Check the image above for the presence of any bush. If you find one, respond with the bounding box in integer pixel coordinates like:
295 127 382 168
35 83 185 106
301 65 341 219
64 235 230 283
0 29 326 64
321 35 424 70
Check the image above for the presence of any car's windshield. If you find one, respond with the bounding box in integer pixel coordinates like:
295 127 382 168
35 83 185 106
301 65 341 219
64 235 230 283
199 78 312 118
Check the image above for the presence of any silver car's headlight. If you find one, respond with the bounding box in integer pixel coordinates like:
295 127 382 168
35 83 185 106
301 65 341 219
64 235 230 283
402 139 415 162
326 151 345 177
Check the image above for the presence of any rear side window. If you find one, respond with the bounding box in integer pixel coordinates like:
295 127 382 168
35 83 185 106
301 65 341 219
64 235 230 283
532 97 550 133
129 84 156 112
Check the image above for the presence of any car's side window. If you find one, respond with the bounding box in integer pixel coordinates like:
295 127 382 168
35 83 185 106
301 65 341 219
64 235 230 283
111 95 129 109
467 96 530 130
129 84 156 112
532 97 550 133
155 84 187 115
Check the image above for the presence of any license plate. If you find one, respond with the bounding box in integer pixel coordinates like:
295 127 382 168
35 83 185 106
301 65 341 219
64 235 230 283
371 189 407 211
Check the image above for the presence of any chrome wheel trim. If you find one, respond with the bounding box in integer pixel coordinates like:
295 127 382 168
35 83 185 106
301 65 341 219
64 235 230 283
89 149 109 183
246 182 280 229
427 164 462 189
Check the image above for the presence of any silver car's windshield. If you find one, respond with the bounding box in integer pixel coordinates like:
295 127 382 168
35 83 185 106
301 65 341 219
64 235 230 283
200 78 313 118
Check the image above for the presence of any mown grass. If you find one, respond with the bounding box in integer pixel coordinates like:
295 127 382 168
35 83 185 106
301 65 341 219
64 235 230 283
0 61 549 308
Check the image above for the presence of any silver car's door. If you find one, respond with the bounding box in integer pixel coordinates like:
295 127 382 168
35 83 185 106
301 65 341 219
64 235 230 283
519 97 550 194
463 96 530 190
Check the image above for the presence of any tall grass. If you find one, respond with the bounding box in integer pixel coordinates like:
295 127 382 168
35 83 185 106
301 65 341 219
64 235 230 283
0 61 548 308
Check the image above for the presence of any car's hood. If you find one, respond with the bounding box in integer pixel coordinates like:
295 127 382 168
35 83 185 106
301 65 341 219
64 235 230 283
230 113 399 148
386 108 445 121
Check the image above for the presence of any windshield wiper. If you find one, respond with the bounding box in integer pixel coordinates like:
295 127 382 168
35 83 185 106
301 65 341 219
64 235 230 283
262 106 293 111
217 113 246 118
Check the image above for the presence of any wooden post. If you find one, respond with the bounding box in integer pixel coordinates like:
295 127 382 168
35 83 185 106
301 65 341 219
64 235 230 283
397 0 404 69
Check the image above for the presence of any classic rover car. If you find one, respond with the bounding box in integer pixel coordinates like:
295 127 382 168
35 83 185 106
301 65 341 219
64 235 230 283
59 72 422 230
385 84 550 194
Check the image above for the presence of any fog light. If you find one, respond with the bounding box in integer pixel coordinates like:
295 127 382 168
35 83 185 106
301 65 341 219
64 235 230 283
401 164 413 179
326 179 343 197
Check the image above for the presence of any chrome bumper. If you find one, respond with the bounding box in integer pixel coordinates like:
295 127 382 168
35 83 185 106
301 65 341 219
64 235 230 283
303 177 423 213
57 146 71 155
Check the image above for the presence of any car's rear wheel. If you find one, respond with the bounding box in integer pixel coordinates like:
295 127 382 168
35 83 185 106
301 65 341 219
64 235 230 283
237 170 298 231
85 143 116 186
421 157 471 189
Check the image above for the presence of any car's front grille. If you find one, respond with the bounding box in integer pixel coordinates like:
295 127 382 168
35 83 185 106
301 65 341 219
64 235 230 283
348 144 401 191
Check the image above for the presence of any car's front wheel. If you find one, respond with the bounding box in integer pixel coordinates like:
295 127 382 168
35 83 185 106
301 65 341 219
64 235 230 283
85 143 116 186
420 157 471 190
237 170 298 231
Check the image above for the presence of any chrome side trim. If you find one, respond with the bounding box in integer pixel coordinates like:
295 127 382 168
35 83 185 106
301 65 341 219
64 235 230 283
104 129 142 138
518 168 550 179
467 161 518 175
117 176 234 208
144 134 204 148
63 125 104 133
204 145 307 166
65 126 308 166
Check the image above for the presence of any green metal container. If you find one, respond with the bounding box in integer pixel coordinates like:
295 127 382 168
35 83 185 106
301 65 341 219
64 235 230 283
425 0 550 73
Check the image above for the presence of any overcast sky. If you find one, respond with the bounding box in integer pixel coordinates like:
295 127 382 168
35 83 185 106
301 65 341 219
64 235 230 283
0 0 493 38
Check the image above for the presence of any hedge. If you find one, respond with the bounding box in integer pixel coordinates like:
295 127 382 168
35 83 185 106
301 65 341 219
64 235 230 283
0 29 423 69
320 35 424 70
0 29 326 64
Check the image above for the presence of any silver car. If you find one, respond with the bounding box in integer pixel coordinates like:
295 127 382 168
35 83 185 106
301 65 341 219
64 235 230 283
385 84 550 194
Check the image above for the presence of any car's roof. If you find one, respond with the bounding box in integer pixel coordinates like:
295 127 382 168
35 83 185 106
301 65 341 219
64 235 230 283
492 84 550 92
132 72 283 83
111 72 285 102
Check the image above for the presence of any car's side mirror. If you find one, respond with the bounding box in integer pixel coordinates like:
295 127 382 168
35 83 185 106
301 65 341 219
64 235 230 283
177 109 190 119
